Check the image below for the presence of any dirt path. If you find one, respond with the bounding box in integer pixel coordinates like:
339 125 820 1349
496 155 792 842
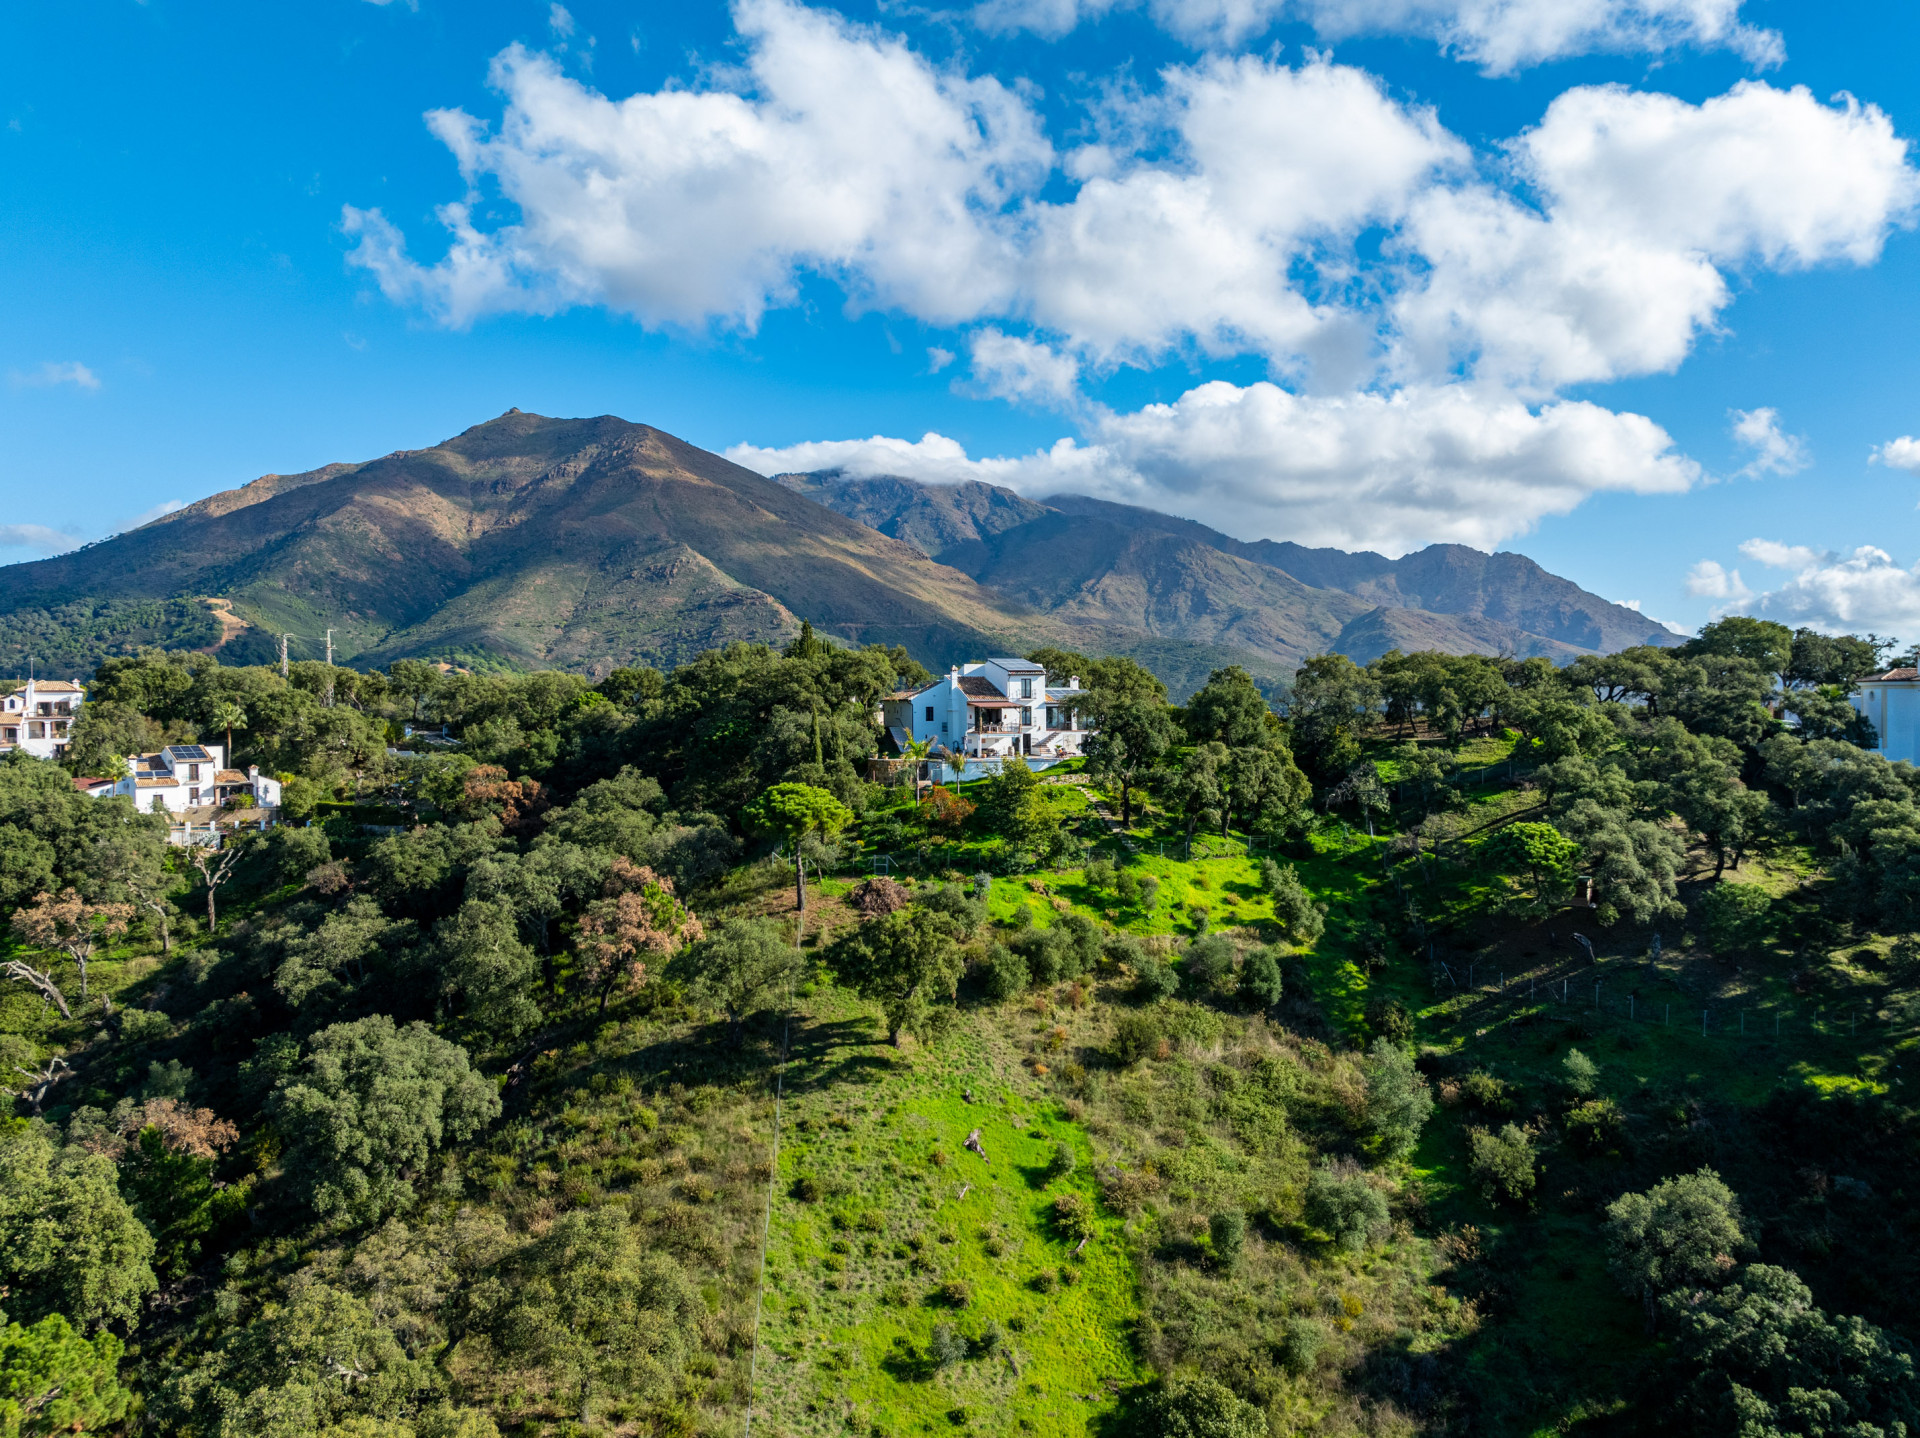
198 597 249 652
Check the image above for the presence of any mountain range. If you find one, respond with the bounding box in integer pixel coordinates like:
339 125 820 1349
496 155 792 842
0 411 1674 696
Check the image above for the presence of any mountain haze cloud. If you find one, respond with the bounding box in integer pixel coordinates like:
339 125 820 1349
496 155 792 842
729 379 1697 555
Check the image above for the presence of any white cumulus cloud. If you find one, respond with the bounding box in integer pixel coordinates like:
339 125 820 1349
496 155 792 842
973 0 1781 72
1730 407 1810 478
350 13 1917 399
1689 539 1920 635
345 0 1049 330
1393 83 1918 392
8 361 100 391
965 330 1083 408
733 378 1696 555
1871 436 1920 473
1686 559 1752 603
350 4 1920 557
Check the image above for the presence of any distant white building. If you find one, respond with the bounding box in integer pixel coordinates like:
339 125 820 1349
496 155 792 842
0 679 85 761
1853 669 1920 764
882 659 1092 779
106 743 283 816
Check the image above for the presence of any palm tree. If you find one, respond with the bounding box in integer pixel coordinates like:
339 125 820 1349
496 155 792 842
901 735 935 798
209 701 246 766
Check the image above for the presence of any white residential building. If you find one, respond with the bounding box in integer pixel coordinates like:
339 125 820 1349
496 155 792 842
1852 669 1920 764
882 659 1092 778
0 679 85 761
106 743 283 816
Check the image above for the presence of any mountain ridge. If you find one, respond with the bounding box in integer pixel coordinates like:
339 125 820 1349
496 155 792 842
776 469 1676 668
0 414 1673 693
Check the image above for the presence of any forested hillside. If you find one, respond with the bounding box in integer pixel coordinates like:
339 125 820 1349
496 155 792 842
2 615 1918 1437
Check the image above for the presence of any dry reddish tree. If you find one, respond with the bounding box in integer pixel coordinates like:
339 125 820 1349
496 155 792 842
80 1097 240 1160
9 888 135 1008
576 857 703 1013
921 785 975 831
850 876 912 917
462 764 552 834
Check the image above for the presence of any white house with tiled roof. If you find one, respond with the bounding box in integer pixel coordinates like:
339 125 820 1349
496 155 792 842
105 744 282 816
882 658 1092 778
1 679 85 761
1853 669 1920 764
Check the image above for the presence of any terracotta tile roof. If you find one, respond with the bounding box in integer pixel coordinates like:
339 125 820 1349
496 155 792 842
135 777 178 788
957 676 1005 699
214 769 247 784
1865 669 1920 682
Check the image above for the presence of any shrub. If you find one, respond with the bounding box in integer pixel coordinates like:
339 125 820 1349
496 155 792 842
1052 1191 1096 1243
1132 954 1179 1002
1461 1069 1515 1113
1110 1011 1164 1065
1563 1048 1599 1096
923 787 975 831
791 1174 822 1201
1029 1270 1057 1293
1280 1316 1327 1374
1263 860 1326 946
1183 936 1238 999
975 1321 1005 1356
980 944 1031 1001
1084 858 1117 892
1305 1164 1390 1253
1047 1142 1077 1181
1362 1038 1434 1159
1468 1124 1536 1204
1209 1210 1247 1268
1695 881 1772 955
928 1322 966 1367
1365 995 1413 1042
937 1280 972 1308
1138 875 1161 911
1136 1374 1265 1438
1114 869 1142 907
1566 1097 1629 1157
1239 947 1284 1008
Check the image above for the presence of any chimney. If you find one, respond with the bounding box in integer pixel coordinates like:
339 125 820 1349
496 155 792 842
1068 675 1080 690
248 765 259 779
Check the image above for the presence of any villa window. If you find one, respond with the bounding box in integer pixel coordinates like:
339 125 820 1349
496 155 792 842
925 705 935 721
1020 679 1034 699
189 787 201 805
941 722 948 734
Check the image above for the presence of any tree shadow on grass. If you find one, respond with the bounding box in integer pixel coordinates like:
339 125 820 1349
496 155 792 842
783 1015 905 1094
880 1337 939 1383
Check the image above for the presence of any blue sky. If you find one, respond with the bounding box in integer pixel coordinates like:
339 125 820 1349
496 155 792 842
6 0 1920 639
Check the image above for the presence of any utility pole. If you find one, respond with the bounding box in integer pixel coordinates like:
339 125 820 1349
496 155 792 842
280 634 293 679
325 629 334 667
324 629 336 708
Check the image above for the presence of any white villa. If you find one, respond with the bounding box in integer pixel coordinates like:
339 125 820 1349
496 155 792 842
106 743 283 817
883 659 1092 780
1 679 86 761
1853 669 1920 764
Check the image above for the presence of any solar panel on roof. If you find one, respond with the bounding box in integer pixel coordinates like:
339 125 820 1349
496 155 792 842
167 745 212 761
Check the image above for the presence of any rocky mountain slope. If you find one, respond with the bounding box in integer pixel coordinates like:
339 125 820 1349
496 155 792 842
0 414 1673 690
0 413 1062 675
778 472 1676 668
